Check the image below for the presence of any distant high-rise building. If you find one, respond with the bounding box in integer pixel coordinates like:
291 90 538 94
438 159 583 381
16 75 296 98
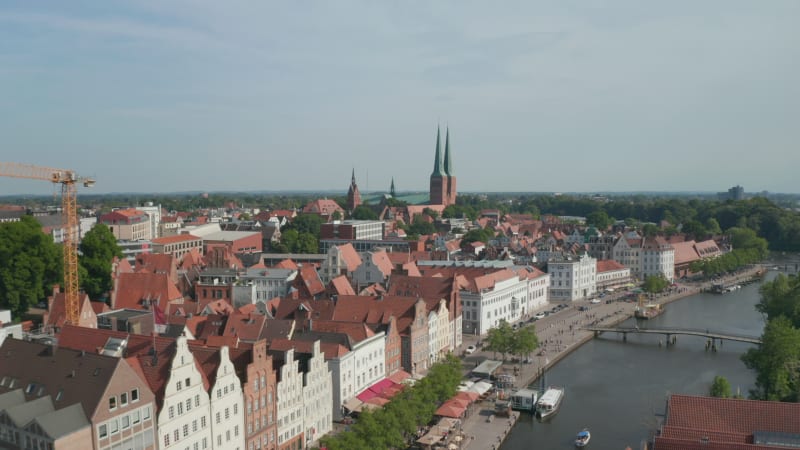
718 185 744 201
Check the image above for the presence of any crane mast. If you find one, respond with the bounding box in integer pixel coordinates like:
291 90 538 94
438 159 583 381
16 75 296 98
0 162 94 325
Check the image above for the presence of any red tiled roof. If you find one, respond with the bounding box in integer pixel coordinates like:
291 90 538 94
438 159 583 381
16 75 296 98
332 295 421 336
45 291 92 329
329 276 356 296
152 234 201 245
665 394 800 434
113 272 183 310
695 240 722 258
274 259 299 270
302 199 344 215
296 265 325 297
337 243 362 272
371 251 394 277
596 260 627 273
308 320 375 343
672 240 700 265
90 301 110 315
222 312 268 341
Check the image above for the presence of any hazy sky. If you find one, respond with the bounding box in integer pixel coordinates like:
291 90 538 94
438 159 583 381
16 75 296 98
1 1 798 196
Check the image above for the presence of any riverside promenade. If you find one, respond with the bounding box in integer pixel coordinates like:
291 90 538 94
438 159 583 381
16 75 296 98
456 265 764 449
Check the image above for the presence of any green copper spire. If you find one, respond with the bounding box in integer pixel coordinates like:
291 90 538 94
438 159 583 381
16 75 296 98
443 127 453 176
431 126 443 177
390 177 396 197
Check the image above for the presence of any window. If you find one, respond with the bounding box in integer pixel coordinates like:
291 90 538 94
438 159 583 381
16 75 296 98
99 424 108 439
173 430 179 442
192 420 197 433
169 406 175 419
195 394 200 407
132 410 141 425
177 381 182 391
183 424 189 437
120 392 128 406
109 419 119 435
233 404 238 415
202 438 208 449
216 412 221 424
217 436 222 447
186 399 192 411
226 430 230 441
121 415 130 430
225 408 230 420
131 388 139 402
185 377 191 387
143 406 151 420
164 434 170 447
177 403 183 415
201 417 207 428
109 396 117 410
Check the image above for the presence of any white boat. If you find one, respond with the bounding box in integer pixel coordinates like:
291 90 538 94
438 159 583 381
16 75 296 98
575 428 590 447
535 386 564 420
510 388 538 412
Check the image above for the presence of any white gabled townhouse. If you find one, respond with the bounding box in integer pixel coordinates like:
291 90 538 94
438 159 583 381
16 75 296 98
427 299 450 365
209 346 245 450
272 348 304 450
293 322 386 421
301 341 332 449
157 336 213 450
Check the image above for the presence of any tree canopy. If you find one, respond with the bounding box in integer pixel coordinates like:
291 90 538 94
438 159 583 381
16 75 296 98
485 320 539 361
709 375 732 398
319 355 462 450
742 316 800 402
643 275 669 293
79 224 122 301
0 216 63 316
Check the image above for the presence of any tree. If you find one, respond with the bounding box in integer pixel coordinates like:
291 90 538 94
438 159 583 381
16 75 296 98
742 316 800 401
586 210 613 230
709 375 732 398
331 210 342 221
485 320 514 361
641 223 659 237
643 275 668 293
756 274 800 328
351 205 378 220
286 213 323 237
0 216 63 316
511 326 539 361
79 224 122 300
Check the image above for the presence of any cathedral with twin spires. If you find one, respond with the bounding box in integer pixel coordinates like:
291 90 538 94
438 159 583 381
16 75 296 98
429 126 457 206
346 126 457 210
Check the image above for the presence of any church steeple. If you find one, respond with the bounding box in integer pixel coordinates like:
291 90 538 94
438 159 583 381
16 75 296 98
347 168 361 211
390 177 396 197
431 126 443 177
443 127 453 176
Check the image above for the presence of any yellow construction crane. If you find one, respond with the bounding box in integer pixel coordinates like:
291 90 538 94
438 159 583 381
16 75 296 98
0 162 95 325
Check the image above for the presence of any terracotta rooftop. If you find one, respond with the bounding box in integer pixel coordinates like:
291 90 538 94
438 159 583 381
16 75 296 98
596 260 627 273
336 243 362 273
329 276 356 296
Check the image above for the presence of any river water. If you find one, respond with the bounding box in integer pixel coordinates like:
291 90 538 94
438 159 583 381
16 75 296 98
501 273 770 450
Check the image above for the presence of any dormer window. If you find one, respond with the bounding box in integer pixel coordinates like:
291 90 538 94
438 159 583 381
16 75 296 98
109 396 117 410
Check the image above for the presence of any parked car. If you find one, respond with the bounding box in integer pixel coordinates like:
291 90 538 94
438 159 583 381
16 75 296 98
465 345 477 355
534 312 547 320
590 298 601 304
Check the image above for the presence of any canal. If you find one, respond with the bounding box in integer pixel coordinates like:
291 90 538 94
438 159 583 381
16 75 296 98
501 273 770 450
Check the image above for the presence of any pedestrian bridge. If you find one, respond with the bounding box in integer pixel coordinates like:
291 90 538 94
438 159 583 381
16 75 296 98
583 326 762 345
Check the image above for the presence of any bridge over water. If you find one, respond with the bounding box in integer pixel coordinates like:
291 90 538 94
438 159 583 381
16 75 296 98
584 326 762 345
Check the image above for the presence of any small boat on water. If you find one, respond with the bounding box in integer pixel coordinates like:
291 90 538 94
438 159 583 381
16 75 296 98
535 386 564 420
634 294 663 319
574 428 590 447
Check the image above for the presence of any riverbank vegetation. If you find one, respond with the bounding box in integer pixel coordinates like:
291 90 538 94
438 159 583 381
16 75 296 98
741 273 800 402
319 355 462 450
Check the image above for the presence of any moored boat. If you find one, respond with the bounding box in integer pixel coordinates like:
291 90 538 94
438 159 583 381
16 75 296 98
575 428 590 447
535 386 564 420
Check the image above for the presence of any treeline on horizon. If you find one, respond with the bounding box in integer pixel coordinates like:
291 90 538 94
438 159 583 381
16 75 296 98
5 192 800 251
